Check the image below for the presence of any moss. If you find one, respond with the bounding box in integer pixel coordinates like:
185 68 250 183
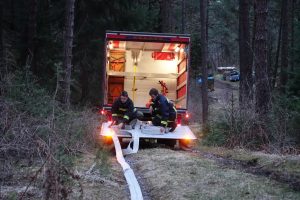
6 192 18 200
95 149 111 176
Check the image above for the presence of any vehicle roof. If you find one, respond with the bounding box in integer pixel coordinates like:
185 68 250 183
106 30 190 37
106 30 190 43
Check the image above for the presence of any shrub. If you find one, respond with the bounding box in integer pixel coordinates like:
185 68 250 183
0 70 100 198
203 93 300 153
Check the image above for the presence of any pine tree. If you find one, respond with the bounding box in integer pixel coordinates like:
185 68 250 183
239 0 253 107
279 0 290 93
57 0 75 108
200 0 208 127
254 0 270 115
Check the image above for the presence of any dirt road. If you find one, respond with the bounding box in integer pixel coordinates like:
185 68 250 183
208 79 239 113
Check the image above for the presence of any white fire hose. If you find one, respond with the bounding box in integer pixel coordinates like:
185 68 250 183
111 128 143 200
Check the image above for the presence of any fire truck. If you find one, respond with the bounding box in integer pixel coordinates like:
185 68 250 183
100 31 196 148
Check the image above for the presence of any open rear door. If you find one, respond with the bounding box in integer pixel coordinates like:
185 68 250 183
176 49 188 109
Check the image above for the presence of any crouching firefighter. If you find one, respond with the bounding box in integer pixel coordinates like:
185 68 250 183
148 88 177 133
111 91 143 129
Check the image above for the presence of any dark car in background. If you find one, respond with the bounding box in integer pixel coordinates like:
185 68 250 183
229 71 240 82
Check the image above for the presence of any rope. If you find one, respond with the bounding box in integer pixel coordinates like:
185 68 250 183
132 64 137 102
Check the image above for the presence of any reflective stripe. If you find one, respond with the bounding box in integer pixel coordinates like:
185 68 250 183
133 108 137 112
167 120 174 122
161 121 168 125
173 106 177 112
112 114 123 117
119 108 128 111
156 114 162 119
124 115 129 120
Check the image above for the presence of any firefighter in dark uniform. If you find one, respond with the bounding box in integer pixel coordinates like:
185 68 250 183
149 88 177 133
111 91 140 129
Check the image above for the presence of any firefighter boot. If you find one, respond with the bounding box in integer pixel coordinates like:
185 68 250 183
169 122 177 132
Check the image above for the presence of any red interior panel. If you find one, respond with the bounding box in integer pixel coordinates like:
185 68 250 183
178 59 187 73
177 72 187 86
177 86 186 99
152 52 175 60
108 77 124 104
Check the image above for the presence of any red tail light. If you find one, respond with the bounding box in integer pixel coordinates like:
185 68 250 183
101 110 105 115
185 113 189 118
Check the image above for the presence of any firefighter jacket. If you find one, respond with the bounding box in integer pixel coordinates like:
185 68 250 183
151 94 176 127
112 97 135 123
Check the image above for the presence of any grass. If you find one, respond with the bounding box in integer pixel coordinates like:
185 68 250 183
198 146 300 175
95 148 112 175
70 151 129 200
129 148 300 200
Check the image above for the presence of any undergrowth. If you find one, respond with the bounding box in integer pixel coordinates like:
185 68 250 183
203 93 300 154
0 70 101 199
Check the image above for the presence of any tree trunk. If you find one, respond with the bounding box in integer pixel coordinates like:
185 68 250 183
239 0 253 108
9 0 15 31
206 0 209 42
160 0 170 32
57 0 75 108
200 0 208 127
267 37 273 89
0 1 3 81
252 1 256 56
169 1 174 32
254 0 270 115
27 0 37 74
279 0 290 93
272 6 283 90
80 60 89 103
0 0 8 80
290 0 295 73
181 0 185 33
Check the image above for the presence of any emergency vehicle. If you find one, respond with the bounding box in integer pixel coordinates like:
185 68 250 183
100 31 197 148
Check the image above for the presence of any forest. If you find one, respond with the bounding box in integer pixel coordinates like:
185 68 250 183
1 0 300 199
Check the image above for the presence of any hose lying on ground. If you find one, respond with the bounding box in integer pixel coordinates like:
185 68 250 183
111 128 143 200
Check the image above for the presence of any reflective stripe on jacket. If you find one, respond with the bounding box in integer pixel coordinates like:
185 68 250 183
111 97 134 122
151 94 177 127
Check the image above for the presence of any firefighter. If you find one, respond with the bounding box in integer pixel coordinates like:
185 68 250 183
111 91 142 129
148 88 177 133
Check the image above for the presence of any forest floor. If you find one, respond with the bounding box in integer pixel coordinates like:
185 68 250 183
7 146 298 200
2 77 300 199
0 152 130 200
9 145 294 200
126 147 300 200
